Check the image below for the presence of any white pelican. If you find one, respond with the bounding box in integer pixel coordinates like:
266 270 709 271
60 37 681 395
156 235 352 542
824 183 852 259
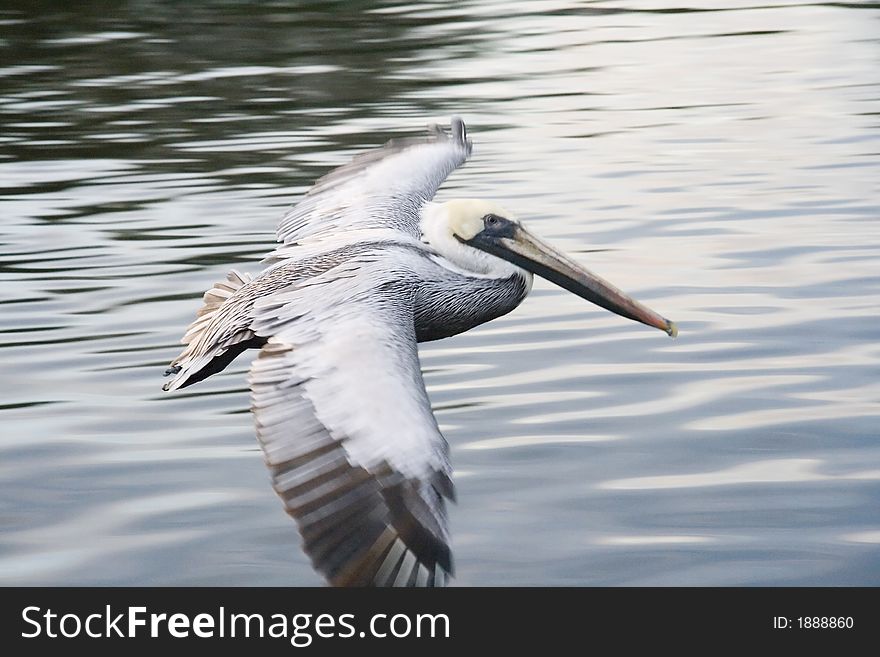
163 118 676 587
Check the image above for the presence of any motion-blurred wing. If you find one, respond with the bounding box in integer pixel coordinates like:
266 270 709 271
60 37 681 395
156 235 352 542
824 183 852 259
275 117 472 246
248 256 454 586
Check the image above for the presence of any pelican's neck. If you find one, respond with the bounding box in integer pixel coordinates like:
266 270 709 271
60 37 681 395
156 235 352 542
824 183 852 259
419 201 528 281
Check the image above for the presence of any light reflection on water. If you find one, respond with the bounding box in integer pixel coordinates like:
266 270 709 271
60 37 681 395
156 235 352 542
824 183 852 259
1 1 878 586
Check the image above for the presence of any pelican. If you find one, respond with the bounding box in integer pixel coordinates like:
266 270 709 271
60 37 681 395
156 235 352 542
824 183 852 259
163 118 676 587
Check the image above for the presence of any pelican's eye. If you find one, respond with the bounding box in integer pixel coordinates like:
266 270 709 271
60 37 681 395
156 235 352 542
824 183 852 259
476 213 516 240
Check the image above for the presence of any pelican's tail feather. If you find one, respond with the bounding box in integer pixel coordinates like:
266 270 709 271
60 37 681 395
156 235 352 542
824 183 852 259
192 269 252 326
163 269 264 391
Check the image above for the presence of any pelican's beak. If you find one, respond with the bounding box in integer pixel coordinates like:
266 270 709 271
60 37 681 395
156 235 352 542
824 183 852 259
466 221 677 337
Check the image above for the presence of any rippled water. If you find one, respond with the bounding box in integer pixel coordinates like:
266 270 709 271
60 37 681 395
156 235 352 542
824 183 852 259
2 1 879 586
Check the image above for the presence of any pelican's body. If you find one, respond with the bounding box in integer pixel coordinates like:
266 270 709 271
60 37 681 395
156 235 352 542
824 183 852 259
164 118 675 587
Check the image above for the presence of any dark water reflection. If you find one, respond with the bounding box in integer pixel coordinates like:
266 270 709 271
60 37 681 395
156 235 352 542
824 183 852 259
1 1 879 585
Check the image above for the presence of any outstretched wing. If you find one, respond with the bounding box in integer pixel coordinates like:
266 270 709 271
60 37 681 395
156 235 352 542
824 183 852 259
275 117 472 247
248 251 454 586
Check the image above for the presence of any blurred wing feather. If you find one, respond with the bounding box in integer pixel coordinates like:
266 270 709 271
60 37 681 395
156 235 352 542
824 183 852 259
275 117 471 246
248 255 453 586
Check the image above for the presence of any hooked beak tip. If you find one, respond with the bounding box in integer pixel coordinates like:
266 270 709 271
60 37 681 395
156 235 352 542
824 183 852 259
665 320 678 338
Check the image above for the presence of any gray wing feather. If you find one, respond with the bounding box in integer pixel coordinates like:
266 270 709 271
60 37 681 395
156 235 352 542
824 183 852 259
248 251 454 586
275 117 472 246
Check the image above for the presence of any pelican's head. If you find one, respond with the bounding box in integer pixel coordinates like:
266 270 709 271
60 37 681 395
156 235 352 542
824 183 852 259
421 199 677 337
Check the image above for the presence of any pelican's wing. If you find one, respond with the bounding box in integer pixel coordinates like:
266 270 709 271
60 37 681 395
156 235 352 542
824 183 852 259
275 117 472 246
248 253 454 587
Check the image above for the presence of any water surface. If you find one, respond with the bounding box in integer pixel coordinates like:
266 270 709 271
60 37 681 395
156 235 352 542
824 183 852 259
1 0 879 585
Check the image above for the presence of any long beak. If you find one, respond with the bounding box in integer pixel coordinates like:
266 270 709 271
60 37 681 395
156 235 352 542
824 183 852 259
469 225 678 337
